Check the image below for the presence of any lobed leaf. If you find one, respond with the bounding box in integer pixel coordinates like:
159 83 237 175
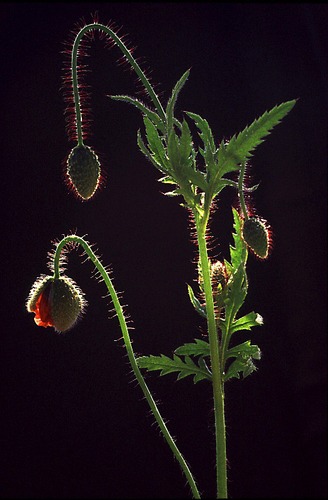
229 208 248 271
226 340 261 361
166 69 191 133
185 111 217 177
216 100 296 178
137 353 212 384
175 338 210 358
224 341 261 381
143 117 169 170
230 311 263 334
137 130 168 175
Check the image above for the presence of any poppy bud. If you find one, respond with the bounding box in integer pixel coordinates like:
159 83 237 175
66 144 101 200
242 217 270 259
211 261 229 311
26 275 86 332
211 261 228 291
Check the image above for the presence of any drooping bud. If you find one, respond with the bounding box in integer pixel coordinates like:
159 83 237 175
242 217 270 259
66 144 101 200
26 275 86 332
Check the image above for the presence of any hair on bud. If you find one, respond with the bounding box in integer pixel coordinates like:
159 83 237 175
242 216 271 260
26 275 87 333
66 144 102 200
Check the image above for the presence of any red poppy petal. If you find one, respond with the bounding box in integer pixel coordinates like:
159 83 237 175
33 288 54 328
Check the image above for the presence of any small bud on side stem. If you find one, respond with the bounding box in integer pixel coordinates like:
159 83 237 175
242 217 271 259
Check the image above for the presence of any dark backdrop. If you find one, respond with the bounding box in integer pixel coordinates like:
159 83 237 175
1 3 327 499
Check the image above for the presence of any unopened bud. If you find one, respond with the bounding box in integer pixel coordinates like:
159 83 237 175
66 144 101 200
242 217 270 259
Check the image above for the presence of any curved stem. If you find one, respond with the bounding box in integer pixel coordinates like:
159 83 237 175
71 23 166 144
53 235 200 499
194 211 227 499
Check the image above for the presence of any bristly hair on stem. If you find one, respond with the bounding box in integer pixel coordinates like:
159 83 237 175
61 14 163 146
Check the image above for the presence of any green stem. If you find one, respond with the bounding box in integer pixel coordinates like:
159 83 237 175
53 235 200 499
194 211 227 499
238 161 248 220
71 23 166 144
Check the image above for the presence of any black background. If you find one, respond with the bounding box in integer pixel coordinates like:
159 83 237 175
1 3 327 499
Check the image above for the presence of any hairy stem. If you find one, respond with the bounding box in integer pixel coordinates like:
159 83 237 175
194 212 227 499
238 161 248 219
71 22 166 144
53 235 200 499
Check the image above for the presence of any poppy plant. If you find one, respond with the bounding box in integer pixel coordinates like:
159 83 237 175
26 15 296 499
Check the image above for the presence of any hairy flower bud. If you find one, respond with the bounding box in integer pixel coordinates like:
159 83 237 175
211 261 228 291
242 217 270 259
211 260 229 311
26 275 86 332
66 144 101 200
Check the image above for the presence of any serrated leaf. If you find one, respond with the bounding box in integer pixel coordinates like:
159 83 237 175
224 357 257 381
179 119 194 166
111 95 165 132
143 116 169 170
229 208 247 271
220 210 249 342
164 189 183 197
187 284 207 318
136 353 212 384
158 175 177 184
166 69 191 133
229 311 263 334
185 111 217 176
224 341 261 381
216 100 296 179
224 263 248 326
137 130 171 177
226 341 261 360
175 338 210 357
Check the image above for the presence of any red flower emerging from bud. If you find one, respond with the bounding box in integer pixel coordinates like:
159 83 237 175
26 275 86 332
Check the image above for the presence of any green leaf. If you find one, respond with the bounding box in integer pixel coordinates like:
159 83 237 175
230 207 247 271
167 123 208 194
226 340 261 360
224 263 248 327
229 311 263 334
185 111 217 176
175 338 210 358
137 130 167 174
224 341 261 381
143 116 169 170
137 353 212 384
111 95 165 132
179 119 194 167
221 209 249 339
158 176 177 184
216 100 296 178
187 284 207 318
166 69 191 133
